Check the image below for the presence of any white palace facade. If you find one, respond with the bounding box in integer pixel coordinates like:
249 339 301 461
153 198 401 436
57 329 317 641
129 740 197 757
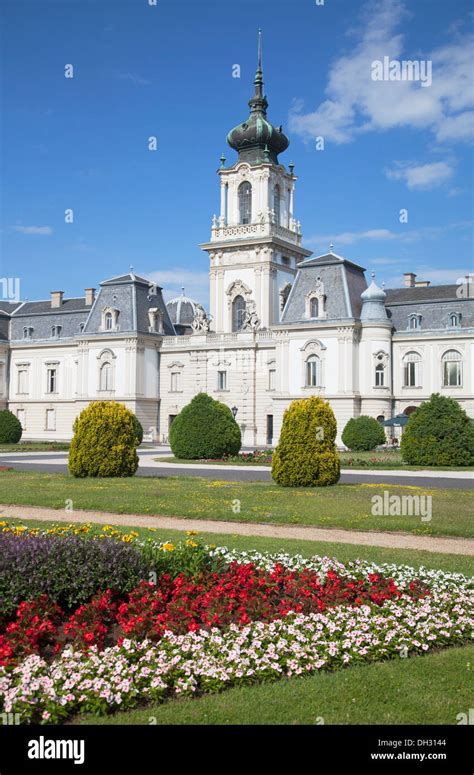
3 39 474 445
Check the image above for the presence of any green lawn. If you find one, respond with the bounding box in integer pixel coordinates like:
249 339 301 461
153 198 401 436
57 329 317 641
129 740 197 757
73 644 474 725
0 469 472 537
6 516 474 576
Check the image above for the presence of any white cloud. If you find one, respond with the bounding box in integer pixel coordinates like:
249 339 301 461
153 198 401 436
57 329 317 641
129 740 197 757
385 161 454 190
289 0 474 145
305 220 472 248
12 225 53 235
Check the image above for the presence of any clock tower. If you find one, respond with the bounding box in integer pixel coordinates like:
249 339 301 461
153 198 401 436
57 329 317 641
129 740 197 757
200 31 312 333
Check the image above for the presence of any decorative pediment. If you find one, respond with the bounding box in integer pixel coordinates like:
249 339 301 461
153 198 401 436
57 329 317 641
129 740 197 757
226 279 252 304
300 339 326 354
167 361 184 370
304 277 327 319
373 350 389 367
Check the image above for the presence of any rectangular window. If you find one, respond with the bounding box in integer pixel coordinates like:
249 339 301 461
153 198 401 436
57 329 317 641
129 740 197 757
266 415 273 445
168 415 177 431
404 362 417 387
0 363 4 396
17 368 28 394
17 409 25 429
217 371 227 391
170 372 180 392
443 361 461 387
268 369 276 391
47 368 57 393
45 409 55 431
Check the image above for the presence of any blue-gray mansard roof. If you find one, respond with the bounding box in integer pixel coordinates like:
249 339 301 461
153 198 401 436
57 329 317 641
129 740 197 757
9 272 175 341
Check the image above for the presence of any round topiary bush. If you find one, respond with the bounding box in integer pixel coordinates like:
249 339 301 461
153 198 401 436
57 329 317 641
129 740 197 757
68 401 139 477
170 393 241 460
0 409 22 444
401 393 474 466
341 415 386 451
131 414 143 446
272 396 340 487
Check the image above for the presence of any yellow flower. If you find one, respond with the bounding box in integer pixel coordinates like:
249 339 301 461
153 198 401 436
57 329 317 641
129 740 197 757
185 539 198 548
162 542 175 552
0 520 7 527
185 530 199 536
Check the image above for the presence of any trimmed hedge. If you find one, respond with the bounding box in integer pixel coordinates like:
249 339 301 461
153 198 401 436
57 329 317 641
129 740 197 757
68 401 139 477
0 410 22 444
272 396 340 487
170 393 241 460
401 393 474 466
342 415 386 451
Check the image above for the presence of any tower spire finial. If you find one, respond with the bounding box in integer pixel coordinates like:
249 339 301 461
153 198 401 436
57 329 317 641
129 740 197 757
257 28 262 73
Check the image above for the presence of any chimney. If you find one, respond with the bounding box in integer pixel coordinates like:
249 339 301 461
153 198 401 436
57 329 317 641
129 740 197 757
403 273 416 288
84 288 96 306
50 291 64 308
415 280 430 288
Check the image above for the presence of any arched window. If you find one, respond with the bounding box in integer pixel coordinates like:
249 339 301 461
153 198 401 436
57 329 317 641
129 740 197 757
375 363 385 387
403 351 421 387
273 184 281 225
310 297 319 318
238 181 252 225
104 311 113 331
232 295 246 332
305 354 320 387
100 362 113 391
442 350 462 387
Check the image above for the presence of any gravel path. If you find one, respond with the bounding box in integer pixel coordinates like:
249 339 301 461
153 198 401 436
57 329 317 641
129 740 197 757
1 503 473 556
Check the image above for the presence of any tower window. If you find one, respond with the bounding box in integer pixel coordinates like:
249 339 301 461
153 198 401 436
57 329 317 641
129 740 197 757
375 363 385 387
273 184 281 226
232 295 246 332
238 181 252 225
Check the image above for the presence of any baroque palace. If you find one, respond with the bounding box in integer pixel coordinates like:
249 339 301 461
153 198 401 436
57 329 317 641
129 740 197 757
3 37 473 445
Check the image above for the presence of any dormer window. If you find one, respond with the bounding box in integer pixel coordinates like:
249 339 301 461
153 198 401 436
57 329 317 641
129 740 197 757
305 278 326 320
448 312 461 328
148 308 164 334
51 325 62 338
23 327 33 339
408 314 422 330
310 298 319 318
102 307 119 332
79 322 85 333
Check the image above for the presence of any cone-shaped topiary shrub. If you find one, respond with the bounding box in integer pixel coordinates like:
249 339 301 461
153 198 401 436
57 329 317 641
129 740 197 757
0 409 22 444
401 393 474 466
170 392 241 459
341 415 386 451
272 396 340 486
68 401 139 477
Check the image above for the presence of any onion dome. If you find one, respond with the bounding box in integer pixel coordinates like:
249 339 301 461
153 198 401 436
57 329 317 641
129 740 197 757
166 288 206 326
227 30 289 166
361 273 388 321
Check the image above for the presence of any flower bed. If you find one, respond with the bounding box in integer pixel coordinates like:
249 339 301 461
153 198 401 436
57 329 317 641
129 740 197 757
0 521 472 724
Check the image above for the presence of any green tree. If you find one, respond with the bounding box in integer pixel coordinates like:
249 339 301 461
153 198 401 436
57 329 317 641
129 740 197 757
401 393 474 466
342 416 386 452
170 393 241 460
0 410 22 444
272 396 340 486
68 401 139 477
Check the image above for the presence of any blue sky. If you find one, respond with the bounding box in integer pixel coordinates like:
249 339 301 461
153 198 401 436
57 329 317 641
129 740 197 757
1 0 473 306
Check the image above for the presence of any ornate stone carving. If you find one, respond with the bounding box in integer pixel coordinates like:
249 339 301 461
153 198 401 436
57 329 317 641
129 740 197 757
191 307 212 334
241 300 260 332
